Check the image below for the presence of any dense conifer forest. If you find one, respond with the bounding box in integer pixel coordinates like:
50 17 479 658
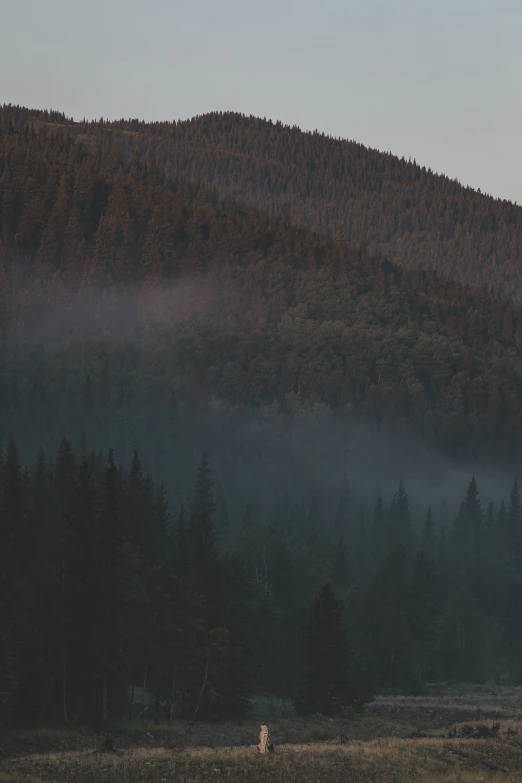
2 436 522 729
2 106 522 730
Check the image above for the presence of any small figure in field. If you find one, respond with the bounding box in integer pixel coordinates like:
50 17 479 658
257 723 274 753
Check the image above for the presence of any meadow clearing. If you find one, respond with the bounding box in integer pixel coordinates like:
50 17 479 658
3 687 522 782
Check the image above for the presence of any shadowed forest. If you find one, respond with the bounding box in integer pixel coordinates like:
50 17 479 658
2 106 522 735
3 436 522 730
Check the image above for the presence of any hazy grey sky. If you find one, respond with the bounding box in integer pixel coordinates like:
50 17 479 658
2 0 521 203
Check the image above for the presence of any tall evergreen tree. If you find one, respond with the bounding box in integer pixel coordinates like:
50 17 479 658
89 450 133 729
53 437 78 725
66 460 98 724
454 476 483 561
124 450 145 552
189 452 217 568
296 583 363 716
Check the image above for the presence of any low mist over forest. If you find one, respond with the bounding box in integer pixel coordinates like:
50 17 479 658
2 105 522 730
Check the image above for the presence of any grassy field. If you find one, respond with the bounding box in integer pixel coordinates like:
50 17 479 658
3 687 522 782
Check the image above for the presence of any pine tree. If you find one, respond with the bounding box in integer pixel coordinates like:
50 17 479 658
66 460 98 723
124 450 145 556
189 452 217 568
53 436 77 725
151 481 170 566
296 583 362 716
23 448 58 723
89 450 133 729
454 476 483 562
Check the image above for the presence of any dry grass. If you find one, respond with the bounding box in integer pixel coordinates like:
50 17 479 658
4 737 522 783
3 688 522 782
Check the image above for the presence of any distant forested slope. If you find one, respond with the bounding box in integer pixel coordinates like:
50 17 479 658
3 105 521 300
1 113 522 458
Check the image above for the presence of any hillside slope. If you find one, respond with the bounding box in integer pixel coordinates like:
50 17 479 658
4 106 521 300
2 115 522 457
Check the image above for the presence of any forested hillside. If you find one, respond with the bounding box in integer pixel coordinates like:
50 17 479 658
3 105 521 300
2 114 522 458
3 104 522 731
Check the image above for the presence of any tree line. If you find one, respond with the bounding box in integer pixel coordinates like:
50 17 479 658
2 435 522 730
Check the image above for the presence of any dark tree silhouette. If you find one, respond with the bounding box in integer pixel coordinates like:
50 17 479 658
296 583 363 716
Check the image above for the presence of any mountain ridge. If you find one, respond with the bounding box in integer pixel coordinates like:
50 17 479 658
3 105 519 301
4 103 516 200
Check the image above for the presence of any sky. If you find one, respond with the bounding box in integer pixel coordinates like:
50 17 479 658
1 0 522 203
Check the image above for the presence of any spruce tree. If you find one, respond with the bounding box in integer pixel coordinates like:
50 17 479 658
296 583 359 716
189 452 217 568
66 460 98 723
151 481 170 565
53 436 78 725
23 448 58 723
89 450 133 729
124 450 145 556
454 476 483 561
